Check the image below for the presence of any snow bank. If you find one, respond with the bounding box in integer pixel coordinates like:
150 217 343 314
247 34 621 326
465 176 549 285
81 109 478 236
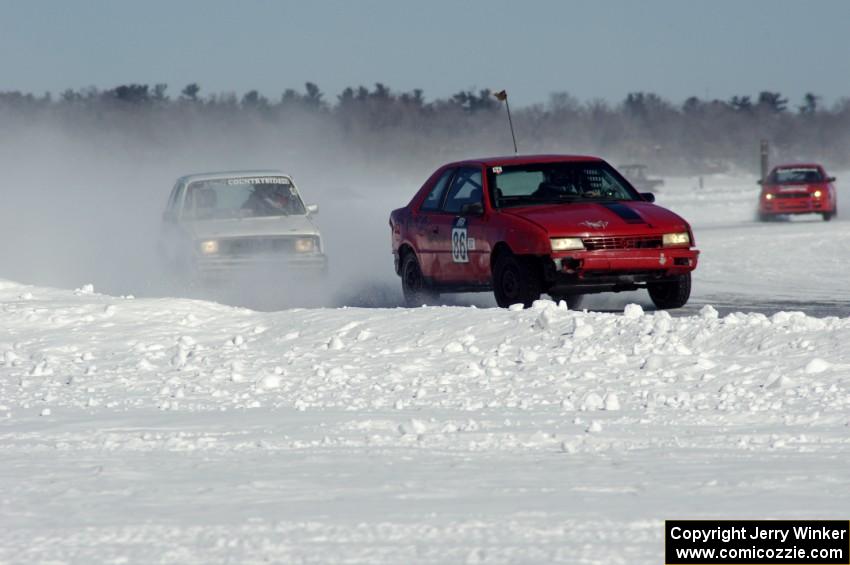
3 281 848 417
1 280 849 562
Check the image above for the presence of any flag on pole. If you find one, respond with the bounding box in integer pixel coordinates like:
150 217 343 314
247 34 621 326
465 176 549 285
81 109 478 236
492 89 517 154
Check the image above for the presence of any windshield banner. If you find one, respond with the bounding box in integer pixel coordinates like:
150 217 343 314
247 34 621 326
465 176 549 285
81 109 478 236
227 177 291 185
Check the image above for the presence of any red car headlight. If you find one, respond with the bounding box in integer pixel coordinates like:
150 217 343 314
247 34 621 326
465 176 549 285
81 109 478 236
550 237 585 251
662 232 690 247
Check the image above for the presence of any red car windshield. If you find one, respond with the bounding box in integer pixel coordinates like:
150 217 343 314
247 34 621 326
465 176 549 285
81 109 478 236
488 161 641 208
769 168 823 184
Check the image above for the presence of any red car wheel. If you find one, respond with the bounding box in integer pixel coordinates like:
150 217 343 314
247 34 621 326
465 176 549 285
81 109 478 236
493 253 541 308
648 272 691 310
401 253 437 306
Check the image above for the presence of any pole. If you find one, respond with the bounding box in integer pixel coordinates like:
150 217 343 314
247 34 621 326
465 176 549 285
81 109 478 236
493 90 518 154
760 139 769 181
504 96 518 154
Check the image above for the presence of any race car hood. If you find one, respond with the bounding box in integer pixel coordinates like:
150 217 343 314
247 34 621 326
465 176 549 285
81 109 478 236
501 201 689 236
185 215 321 240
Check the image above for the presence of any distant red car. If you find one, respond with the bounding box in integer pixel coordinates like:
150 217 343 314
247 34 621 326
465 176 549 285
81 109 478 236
389 155 699 309
758 163 837 221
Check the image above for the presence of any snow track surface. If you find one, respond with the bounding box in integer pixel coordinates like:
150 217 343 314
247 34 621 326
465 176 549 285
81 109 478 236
2 281 849 563
666 174 850 304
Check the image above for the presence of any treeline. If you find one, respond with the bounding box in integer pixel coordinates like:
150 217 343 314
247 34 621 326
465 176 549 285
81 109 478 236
2 82 849 174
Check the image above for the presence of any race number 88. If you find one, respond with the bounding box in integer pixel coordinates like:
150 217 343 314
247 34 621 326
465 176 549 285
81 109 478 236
452 227 468 263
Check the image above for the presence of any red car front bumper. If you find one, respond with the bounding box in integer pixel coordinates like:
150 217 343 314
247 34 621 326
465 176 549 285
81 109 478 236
552 247 699 275
760 195 833 215
544 248 699 294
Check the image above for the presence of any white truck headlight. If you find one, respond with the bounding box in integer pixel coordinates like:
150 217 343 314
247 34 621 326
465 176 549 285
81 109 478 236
813 189 823 198
662 232 690 247
199 240 219 254
294 237 316 253
550 237 585 251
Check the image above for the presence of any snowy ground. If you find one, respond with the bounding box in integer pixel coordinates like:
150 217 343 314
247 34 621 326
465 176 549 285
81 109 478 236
664 173 850 304
2 173 850 563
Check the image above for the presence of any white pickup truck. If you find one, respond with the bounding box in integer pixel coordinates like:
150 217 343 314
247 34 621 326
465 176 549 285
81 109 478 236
159 170 327 282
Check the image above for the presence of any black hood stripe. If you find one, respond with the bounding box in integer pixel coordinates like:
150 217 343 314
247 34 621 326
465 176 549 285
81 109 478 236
600 202 645 224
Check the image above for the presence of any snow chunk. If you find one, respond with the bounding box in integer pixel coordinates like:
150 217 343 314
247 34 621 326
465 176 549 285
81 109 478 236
695 357 717 370
603 392 621 411
463 399 485 411
623 303 644 319
652 315 671 334
699 305 719 320
518 348 539 364
770 311 791 324
560 440 580 454
804 358 830 375
74 284 95 295
259 374 281 390
28 361 53 377
508 303 525 311
764 374 794 389
573 323 594 339
530 299 554 310
642 355 665 371
398 418 428 436
581 392 604 411
534 308 558 330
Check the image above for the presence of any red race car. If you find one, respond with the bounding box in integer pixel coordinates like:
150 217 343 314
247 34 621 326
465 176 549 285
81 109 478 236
758 163 837 221
389 155 699 309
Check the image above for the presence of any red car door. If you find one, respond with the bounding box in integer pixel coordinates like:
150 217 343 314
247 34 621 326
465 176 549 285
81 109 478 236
437 166 490 283
412 168 454 281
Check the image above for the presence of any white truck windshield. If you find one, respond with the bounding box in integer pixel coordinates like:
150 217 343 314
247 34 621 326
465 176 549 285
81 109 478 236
185 177 306 219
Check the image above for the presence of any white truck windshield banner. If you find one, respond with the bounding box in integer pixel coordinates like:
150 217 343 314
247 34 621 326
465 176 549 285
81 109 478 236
227 177 291 186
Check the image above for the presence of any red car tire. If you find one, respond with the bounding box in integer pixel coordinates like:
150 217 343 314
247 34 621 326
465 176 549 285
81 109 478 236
648 272 691 310
401 253 437 306
493 253 542 308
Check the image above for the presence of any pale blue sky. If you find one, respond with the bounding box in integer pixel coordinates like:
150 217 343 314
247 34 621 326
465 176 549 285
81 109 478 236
1 0 848 107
